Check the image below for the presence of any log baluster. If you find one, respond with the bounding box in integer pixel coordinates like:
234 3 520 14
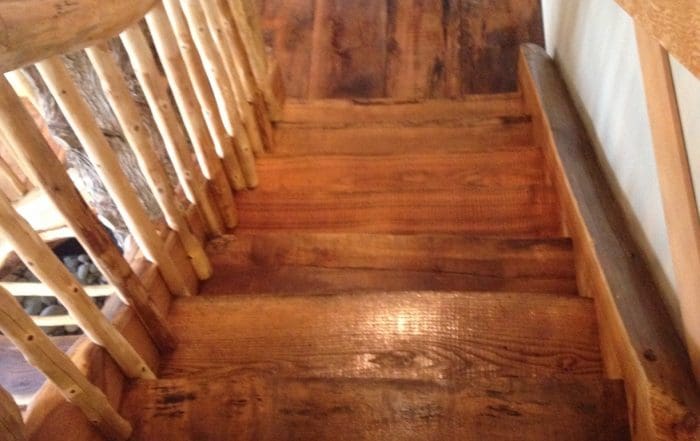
0 175 157 379
201 0 265 156
35 57 192 297
120 25 242 229
179 0 258 188
140 11 247 193
218 0 274 151
0 287 132 441
85 43 213 280
227 0 283 119
0 76 176 353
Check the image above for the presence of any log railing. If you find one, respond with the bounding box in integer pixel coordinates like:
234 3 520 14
0 0 280 439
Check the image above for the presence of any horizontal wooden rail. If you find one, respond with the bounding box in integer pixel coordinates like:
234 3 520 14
615 0 699 78
0 384 24 441
0 0 159 73
35 57 191 297
0 286 132 441
1 283 113 298
0 76 176 354
31 315 77 327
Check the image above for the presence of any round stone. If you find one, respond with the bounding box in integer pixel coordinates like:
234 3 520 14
76 264 89 282
22 297 43 315
40 296 58 306
77 254 91 264
40 304 68 335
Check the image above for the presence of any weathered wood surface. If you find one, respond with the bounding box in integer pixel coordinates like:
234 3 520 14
0 0 159 73
161 292 602 379
616 0 699 78
518 44 700 441
202 233 577 295
121 374 629 441
257 0 544 98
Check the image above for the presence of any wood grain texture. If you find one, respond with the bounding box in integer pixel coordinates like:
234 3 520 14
458 0 543 94
0 0 159 73
235 130 560 235
519 44 700 441
121 374 630 441
257 0 545 99
308 0 388 98
636 26 700 382
161 292 603 380
202 233 577 295
616 0 699 78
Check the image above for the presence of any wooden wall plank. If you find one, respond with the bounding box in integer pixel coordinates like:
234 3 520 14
259 0 315 98
308 0 388 98
459 0 544 94
258 0 546 98
385 0 452 99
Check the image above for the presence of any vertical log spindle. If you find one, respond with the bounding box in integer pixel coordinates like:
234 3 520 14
85 43 213 280
35 57 192 297
0 76 176 354
0 287 132 441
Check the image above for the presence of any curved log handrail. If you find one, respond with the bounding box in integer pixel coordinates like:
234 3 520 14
0 0 159 73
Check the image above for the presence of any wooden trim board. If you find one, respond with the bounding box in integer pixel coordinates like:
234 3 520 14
518 44 700 441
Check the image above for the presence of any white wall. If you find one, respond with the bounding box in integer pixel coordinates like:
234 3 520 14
542 0 700 341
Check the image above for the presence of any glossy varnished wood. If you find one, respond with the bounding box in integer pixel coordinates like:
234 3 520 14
202 233 577 295
237 99 561 236
161 292 602 380
121 371 629 441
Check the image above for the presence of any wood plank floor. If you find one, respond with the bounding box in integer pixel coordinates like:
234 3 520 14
256 0 545 98
122 374 629 441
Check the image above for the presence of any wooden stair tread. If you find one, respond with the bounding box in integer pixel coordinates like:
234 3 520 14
0 335 79 406
202 233 577 295
237 149 561 237
121 374 630 441
161 291 602 380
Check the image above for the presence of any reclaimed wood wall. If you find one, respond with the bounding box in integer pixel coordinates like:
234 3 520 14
257 0 544 99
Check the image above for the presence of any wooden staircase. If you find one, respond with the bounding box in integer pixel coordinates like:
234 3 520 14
119 95 631 440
